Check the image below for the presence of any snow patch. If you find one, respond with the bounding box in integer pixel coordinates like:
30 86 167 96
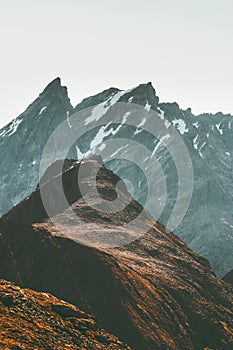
144 101 151 112
152 134 170 155
121 112 131 125
157 107 165 120
39 106 47 115
89 127 109 150
85 91 124 125
66 111 72 128
199 142 206 158
134 118 147 135
1 118 23 137
164 120 171 129
0 128 6 137
193 135 198 150
216 123 223 135
123 87 135 95
110 144 129 158
76 145 84 159
199 142 206 152
98 143 106 151
172 119 188 135
221 218 233 229
89 113 130 151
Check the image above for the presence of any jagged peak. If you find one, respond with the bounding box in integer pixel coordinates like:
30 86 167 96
42 77 61 91
119 81 159 110
39 77 69 99
74 82 159 113
129 81 156 95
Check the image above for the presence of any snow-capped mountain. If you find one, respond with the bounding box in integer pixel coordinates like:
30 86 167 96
0 77 232 277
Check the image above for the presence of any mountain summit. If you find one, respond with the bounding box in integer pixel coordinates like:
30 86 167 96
40 77 69 99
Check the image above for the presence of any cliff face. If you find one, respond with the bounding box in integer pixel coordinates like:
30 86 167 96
0 279 130 350
0 158 232 350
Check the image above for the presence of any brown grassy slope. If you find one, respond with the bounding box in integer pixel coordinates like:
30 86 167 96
0 279 130 350
0 157 232 349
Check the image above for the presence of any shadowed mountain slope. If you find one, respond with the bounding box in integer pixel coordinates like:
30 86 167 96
0 157 232 350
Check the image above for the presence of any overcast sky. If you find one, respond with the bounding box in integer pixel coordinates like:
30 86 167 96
0 0 233 128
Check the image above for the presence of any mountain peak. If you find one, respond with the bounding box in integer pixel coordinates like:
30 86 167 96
119 81 159 110
134 81 156 93
40 77 69 99
43 77 61 90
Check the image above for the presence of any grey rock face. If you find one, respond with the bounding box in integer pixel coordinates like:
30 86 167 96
0 78 73 214
0 78 232 277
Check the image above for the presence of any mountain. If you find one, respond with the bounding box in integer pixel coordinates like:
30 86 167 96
0 78 73 215
0 279 130 349
0 157 232 350
0 78 233 277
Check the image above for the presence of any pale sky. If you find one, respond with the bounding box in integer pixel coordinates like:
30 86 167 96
0 0 233 128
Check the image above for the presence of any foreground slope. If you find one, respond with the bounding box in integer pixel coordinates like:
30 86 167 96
0 157 232 350
0 279 130 350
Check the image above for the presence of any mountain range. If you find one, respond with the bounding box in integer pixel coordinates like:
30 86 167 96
0 78 233 277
